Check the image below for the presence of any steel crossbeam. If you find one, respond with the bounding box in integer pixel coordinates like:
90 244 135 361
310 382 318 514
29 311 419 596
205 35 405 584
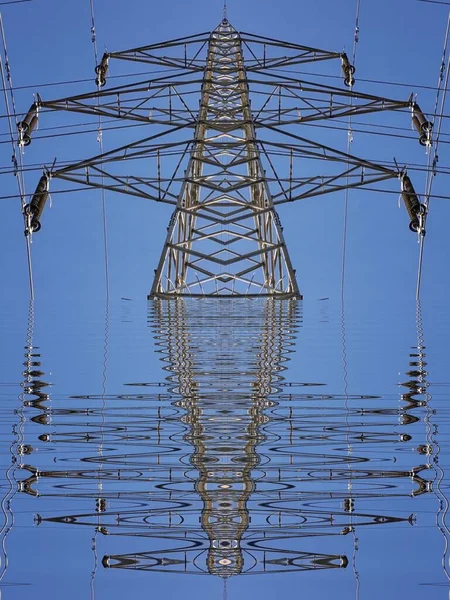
22 18 429 298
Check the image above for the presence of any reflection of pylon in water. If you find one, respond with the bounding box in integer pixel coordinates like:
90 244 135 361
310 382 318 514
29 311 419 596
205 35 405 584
100 298 348 577
150 21 300 298
16 297 431 579
20 18 431 298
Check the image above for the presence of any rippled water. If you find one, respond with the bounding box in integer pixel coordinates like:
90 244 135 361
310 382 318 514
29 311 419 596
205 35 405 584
0 296 449 599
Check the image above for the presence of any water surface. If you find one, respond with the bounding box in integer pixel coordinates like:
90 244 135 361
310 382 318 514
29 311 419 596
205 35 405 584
0 295 448 599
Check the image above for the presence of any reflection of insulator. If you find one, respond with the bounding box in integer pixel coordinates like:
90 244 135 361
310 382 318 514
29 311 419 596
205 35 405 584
401 174 424 233
17 103 38 146
417 444 433 455
25 174 49 235
341 53 355 87
412 103 432 146
17 444 33 455
96 498 107 513
102 555 111 568
343 498 354 513
399 412 420 426
95 53 109 87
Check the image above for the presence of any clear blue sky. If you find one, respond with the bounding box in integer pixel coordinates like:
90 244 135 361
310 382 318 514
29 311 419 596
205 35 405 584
0 3 449 598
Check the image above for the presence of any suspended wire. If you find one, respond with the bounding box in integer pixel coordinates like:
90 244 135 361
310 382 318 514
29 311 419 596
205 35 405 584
1 171 450 204
0 0 32 4
89 0 110 303
0 16 447 225
341 0 360 297
1 105 450 164
0 57 445 99
341 4 361 598
416 300 450 583
0 66 191 95
0 127 450 177
418 0 450 5
88 3 109 596
0 14 34 299
0 300 32 597
0 105 443 142
270 66 446 93
90 529 98 600
417 12 450 299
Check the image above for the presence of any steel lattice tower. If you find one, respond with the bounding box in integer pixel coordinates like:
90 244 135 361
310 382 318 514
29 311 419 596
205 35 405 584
19 18 431 299
151 21 300 298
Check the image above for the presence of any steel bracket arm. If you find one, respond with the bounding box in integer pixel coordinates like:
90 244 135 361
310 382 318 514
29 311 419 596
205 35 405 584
240 31 342 61
248 79 413 126
36 77 202 126
47 132 193 205
252 134 400 205
107 32 211 69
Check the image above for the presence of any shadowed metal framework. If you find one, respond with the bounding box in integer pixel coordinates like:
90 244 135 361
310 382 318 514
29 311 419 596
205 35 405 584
19 19 431 297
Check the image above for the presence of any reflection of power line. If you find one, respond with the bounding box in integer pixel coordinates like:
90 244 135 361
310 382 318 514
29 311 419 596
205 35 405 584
0 301 48 595
0 302 35 593
91 294 109 600
19 302 51 508
16 297 434 585
100 298 413 576
99 298 349 576
411 300 450 583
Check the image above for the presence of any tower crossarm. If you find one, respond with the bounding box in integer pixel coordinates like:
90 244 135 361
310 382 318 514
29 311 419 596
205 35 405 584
107 32 211 70
20 18 431 293
38 78 203 126
247 80 413 126
239 31 343 69
49 132 192 205
253 127 399 205
34 76 412 130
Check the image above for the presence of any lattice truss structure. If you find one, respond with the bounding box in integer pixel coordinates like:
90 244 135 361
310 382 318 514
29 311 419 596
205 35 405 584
17 297 429 577
19 19 432 298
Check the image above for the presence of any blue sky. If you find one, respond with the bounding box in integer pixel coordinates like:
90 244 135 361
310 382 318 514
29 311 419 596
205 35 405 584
0 2 449 599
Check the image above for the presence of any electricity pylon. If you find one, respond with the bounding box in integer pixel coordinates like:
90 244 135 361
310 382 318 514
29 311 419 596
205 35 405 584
19 19 431 298
19 298 426 576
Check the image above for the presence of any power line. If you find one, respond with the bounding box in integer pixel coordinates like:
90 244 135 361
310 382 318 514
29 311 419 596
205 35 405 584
89 0 110 306
0 62 446 100
418 0 450 5
0 0 32 5
0 67 188 95
0 14 34 298
1 126 450 179
417 12 450 298
1 181 450 203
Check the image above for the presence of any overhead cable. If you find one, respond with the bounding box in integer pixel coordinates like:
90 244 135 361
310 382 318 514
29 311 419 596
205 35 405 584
0 14 34 298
